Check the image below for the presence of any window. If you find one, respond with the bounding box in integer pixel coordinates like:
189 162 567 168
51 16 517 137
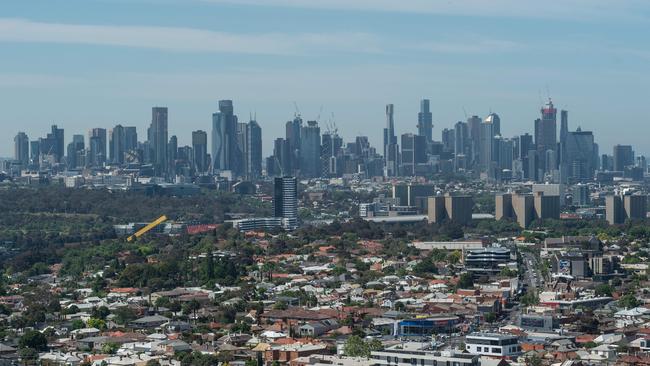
492 348 500 354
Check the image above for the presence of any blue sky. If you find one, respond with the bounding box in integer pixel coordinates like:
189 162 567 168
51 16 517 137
1 0 650 157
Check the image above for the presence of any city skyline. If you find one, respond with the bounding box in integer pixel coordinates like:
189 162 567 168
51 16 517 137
1 0 650 157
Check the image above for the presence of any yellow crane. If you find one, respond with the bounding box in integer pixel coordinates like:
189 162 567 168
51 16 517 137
127 215 168 242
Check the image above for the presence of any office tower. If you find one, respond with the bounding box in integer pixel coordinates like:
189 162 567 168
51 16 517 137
606 194 647 225
535 99 557 174
321 132 343 177
124 127 138 152
192 130 208 174
246 120 262 179
467 115 482 169
285 115 302 174
400 133 426 176
527 149 539 182
14 132 29 166
479 121 494 175
88 128 107 167
30 140 40 166
273 176 298 230
212 100 243 176
299 120 321 178
613 144 634 171
384 104 399 177
392 183 434 211
565 127 595 182
441 128 455 153
427 194 474 225
271 138 291 177
149 107 169 175
38 125 64 163
572 184 589 206
559 110 569 181
66 134 85 169
484 112 500 136
497 137 514 171
109 125 125 164
417 99 433 142
453 121 469 171
168 135 178 173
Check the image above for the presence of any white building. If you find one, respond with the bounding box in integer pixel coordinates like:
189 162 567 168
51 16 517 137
464 333 521 357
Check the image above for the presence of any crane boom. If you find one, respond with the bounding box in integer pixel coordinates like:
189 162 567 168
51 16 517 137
127 215 168 242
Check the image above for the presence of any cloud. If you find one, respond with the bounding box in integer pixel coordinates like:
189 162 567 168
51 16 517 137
0 18 380 55
199 0 648 22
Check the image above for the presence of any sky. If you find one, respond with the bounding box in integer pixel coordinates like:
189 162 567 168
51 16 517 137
1 0 650 158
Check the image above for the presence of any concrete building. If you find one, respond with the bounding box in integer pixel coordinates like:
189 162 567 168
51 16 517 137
464 333 521 357
372 343 480 366
495 192 559 228
427 194 473 225
606 194 647 225
392 183 434 211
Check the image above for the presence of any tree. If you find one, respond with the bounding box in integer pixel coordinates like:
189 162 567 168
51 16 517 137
71 319 85 330
458 273 474 289
19 330 48 351
87 318 107 330
101 342 119 354
619 294 640 309
343 335 382 358
595 284 613 297
520 291 539 307
484 312 496 323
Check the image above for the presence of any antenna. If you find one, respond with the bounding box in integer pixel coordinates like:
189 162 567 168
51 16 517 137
316 105 323 122
462 107 468 120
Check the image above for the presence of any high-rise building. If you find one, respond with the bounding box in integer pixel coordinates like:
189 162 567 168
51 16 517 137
38 125 65 163
88 128 107 167
192 130 208 174
484 112 500 136
479 121 494 175
441 128 455 153
467 115 482 169
168 135 178 173
124 127 138 152
417 99 433 142
66 134 85 169
384 104 399 177
535 99 557 174
109 125 126 164
454 121 469 171
427 194 474 225
321 132 343 177
30 140 40 166
273 176 298 230
149 107 168 175
14 132 29 166
565 128 595 182
400 133 426 176
246 120 262 179
496 192 559 228
606 193 647 225
613 144 634 172
285 116 302 174
272 138 291 177
211 100 243 176
299 120 321 178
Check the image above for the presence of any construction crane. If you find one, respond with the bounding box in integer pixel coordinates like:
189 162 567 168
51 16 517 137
127 215 168 242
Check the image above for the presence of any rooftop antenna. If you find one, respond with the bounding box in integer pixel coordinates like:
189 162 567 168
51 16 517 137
462 107 468 120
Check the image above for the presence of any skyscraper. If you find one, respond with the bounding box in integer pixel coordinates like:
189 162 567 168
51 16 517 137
401 133 426 176
150 107 169 175
109 125 125 164
192 130 208 174
417 99 433 142
300 120 321 178
272 138 291 177
484 112 500 136
88 128 107 167
14 132 29 166
39 125 64 163
273 176 298 230
467 115 482 169
479 120 494 176
384 104 399 177
321 131 342 177
246 119 262 180
66 134 85 169
211 100 242 176
168 135 178 173
453 121 469 171
565 127 595 182
613 144 634 171
285 116 302 174
535 99 557 175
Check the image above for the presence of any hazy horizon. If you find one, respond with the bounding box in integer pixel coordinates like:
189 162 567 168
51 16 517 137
2 0 649 158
